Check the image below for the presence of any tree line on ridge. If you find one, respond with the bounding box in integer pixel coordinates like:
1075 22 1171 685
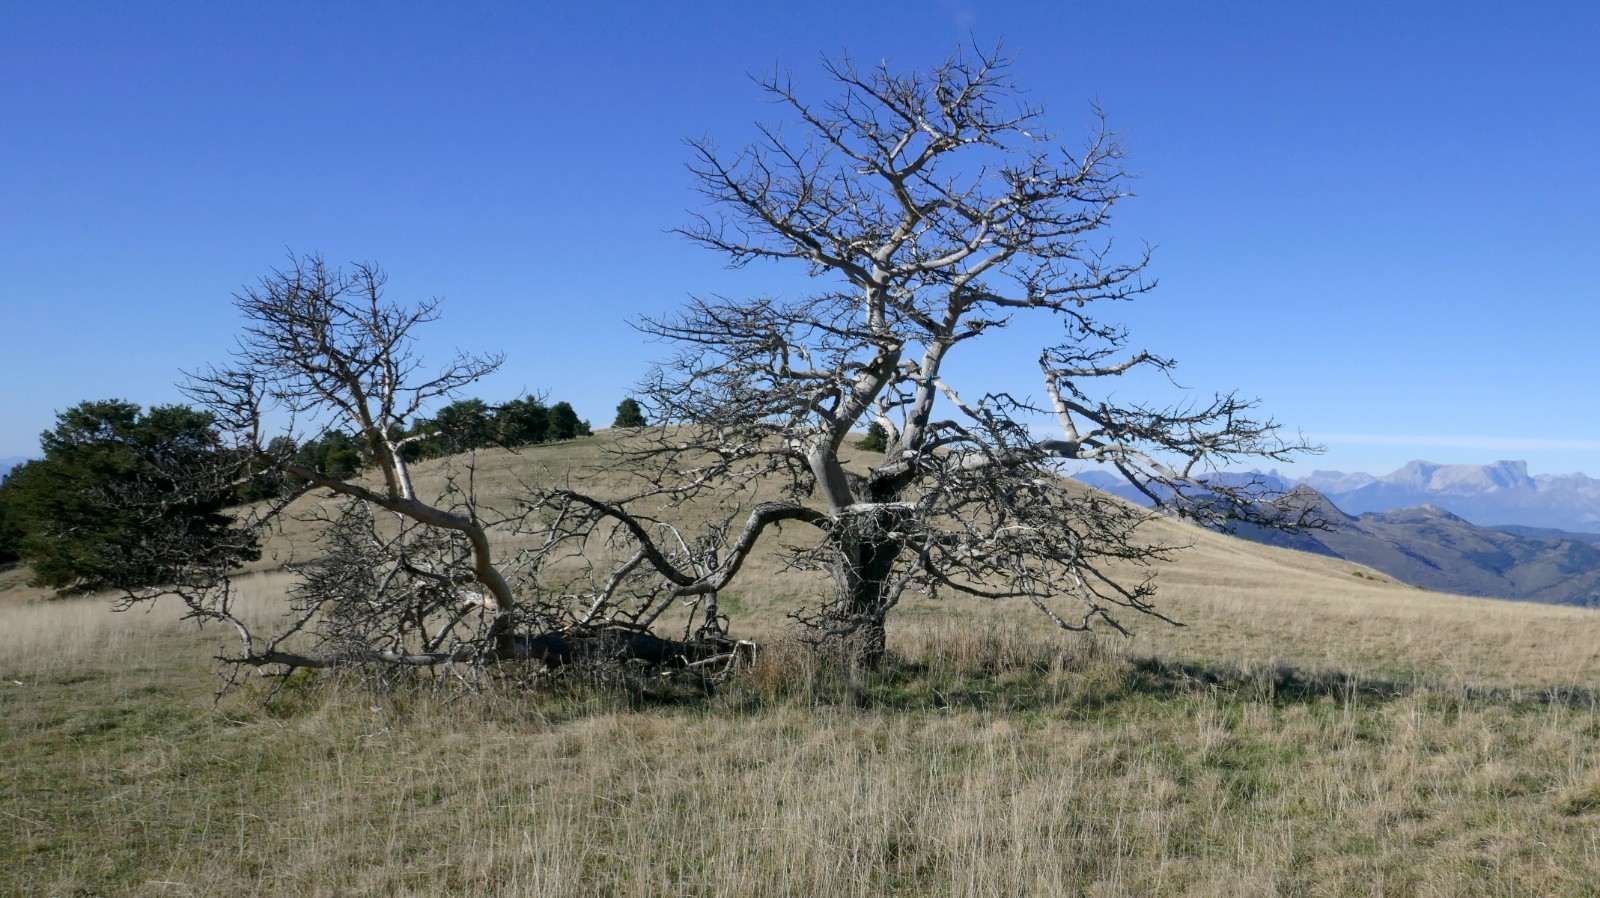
0 395 647 593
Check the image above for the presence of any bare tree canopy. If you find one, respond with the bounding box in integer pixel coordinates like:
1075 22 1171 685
167 257 529 670
548 45 1318 665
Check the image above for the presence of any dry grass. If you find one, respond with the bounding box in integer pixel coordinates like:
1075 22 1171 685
6 606 1600 897
5 438 1600 896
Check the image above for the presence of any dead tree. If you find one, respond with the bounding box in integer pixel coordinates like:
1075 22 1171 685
545 45 1319 667
145 256 747 684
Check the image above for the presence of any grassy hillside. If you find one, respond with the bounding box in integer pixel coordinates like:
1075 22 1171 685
5 436 1600 895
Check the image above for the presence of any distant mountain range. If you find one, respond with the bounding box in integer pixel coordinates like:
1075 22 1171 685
0 456 28 480
1077 459 1600 535
1073 461 1600 607
1491 524 1600 546
1235 488 1600 608
1297 460 1600 534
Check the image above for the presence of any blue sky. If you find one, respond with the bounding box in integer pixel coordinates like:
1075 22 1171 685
2 1 1596 477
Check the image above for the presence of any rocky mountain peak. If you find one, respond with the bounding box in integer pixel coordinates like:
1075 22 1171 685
1283 460 1598 534
1383 459 1534 493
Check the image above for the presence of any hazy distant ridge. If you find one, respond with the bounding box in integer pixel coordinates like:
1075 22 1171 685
1237 489 1600 608
1300 460 1600 534
1072 462 1600 607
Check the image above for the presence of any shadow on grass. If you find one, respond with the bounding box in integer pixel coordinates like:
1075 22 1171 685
714 638 1600 719
236 630 1600 726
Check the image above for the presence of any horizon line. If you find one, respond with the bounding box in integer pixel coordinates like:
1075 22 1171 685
1305 434 1600 453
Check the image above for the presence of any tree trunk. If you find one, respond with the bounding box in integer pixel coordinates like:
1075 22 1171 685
829 517 902 670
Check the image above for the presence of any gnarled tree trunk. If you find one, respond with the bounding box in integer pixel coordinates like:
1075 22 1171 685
828 508 906 670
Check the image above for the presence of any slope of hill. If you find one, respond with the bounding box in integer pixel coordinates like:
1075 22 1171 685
233 442 1600 678
1236 488 1600 607
1076 466 1600 606
12 436 1598 685
1493 524 1600 546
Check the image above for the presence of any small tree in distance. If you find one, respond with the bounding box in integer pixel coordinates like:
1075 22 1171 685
613 398 647 429
856 422 888 453
431 398 494 454
495 395 549 446
548 401 590 441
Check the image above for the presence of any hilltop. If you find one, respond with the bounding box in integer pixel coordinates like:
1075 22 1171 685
10 434 1600 682
215 437 1600 682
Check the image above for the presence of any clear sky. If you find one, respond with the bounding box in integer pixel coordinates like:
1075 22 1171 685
2 1 1596 477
